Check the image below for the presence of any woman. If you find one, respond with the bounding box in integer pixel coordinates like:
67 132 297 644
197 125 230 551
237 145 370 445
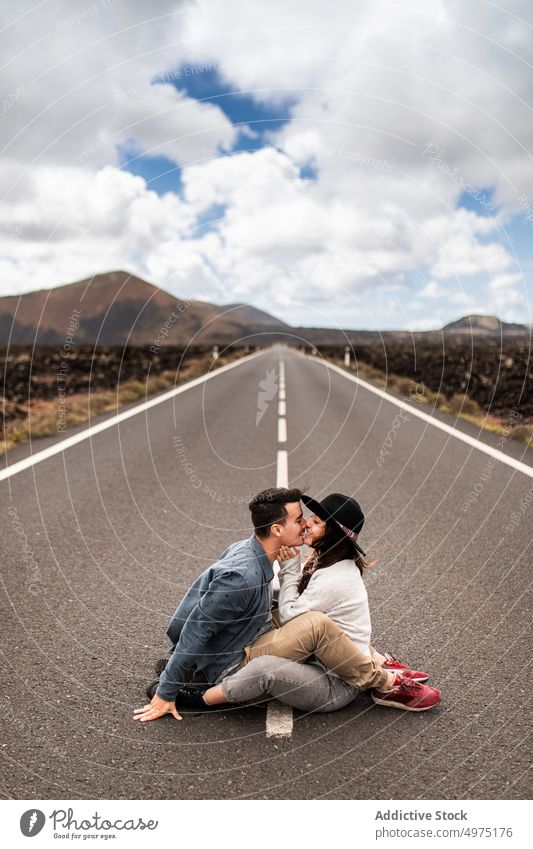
198 493 441 713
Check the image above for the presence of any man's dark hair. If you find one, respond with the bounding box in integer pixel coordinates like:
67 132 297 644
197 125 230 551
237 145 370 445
249 487 303 538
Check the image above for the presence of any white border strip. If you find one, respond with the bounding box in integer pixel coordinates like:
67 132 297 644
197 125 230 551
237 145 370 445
312 356 533 479
0 350 266 483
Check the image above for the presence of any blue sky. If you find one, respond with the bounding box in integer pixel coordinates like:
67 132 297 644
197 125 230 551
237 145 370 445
119 67 297 194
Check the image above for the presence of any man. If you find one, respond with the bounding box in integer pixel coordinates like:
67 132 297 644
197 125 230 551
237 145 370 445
133 487 410 724
133 487 307 722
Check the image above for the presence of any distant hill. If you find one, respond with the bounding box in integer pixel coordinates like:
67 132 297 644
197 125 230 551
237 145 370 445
0 270 287 346
290 314 530 346
0 272 529 347
442 314 529 335
222 303 288 328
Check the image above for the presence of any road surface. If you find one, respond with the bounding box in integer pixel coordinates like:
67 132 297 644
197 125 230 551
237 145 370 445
1 345 531 800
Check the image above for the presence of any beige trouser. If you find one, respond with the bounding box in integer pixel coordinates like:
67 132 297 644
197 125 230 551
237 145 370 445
242 610 393 691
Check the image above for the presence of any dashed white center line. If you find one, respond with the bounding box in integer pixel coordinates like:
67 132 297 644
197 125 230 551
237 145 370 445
265 359 294 739
276 449 288 487
266 699 294 738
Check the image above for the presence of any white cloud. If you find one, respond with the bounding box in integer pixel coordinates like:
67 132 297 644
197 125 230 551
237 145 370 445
405 316 445 331
0 165 194 293
420 281 447 299
432 236 513 278
177 0 533 204
488 271 523 291
0 0 531 327
0 1 237 180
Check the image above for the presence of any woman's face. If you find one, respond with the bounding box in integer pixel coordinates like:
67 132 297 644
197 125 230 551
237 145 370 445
304 514 326 546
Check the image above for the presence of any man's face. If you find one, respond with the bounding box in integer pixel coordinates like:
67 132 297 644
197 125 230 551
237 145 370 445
275 501 307 547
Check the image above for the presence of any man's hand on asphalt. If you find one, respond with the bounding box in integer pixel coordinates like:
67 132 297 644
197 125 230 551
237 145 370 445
133 694 182 723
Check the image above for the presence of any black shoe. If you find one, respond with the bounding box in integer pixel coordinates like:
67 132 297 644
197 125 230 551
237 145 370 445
145 679 160 701
189 669 209 686
154 657 169 676
175 684 209 710
175 685 227 713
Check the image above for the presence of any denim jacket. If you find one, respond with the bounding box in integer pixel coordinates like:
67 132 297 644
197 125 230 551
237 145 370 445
156 535 274 701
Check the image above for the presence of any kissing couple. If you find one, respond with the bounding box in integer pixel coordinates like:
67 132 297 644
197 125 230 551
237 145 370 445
133 487 441 723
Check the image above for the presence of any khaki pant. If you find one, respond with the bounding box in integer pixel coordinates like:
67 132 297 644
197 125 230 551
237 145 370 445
242 610 392 691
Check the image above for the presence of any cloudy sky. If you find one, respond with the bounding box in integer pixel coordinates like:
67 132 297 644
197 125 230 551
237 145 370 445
0 0 532 330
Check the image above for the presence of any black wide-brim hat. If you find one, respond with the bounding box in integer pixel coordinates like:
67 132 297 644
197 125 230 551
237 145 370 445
301 492 367 556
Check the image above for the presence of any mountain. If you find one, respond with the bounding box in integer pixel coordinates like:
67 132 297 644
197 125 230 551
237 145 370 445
442 314 529 335
0 273 529 348
0 270 287 346
222 303 287 328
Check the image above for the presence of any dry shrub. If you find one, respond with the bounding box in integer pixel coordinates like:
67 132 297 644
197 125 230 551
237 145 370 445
445 393 481 416
147 374 174 393
87 392 116 416
510 423 533 446
412 386 438 404
117 380 146 404
390 376 415 394
359 364 386 384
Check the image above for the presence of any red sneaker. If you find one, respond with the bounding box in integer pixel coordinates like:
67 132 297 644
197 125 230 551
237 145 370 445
382 652 429 683
393 668 428 683
372 678 441 711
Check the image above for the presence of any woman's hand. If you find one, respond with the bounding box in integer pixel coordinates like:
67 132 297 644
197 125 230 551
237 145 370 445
279 545 300 561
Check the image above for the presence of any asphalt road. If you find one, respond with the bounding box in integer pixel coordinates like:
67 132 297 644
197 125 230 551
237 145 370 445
1 345 531 800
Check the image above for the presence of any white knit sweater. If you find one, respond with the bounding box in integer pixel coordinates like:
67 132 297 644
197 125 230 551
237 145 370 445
277 553 372 657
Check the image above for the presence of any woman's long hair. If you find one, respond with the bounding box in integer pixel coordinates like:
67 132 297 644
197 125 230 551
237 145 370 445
297 518 374 594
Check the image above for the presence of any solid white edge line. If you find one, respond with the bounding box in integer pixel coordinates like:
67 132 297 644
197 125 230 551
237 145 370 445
0 349 267 483
278 418 287 443
307 355 533 479
268 446 293 738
